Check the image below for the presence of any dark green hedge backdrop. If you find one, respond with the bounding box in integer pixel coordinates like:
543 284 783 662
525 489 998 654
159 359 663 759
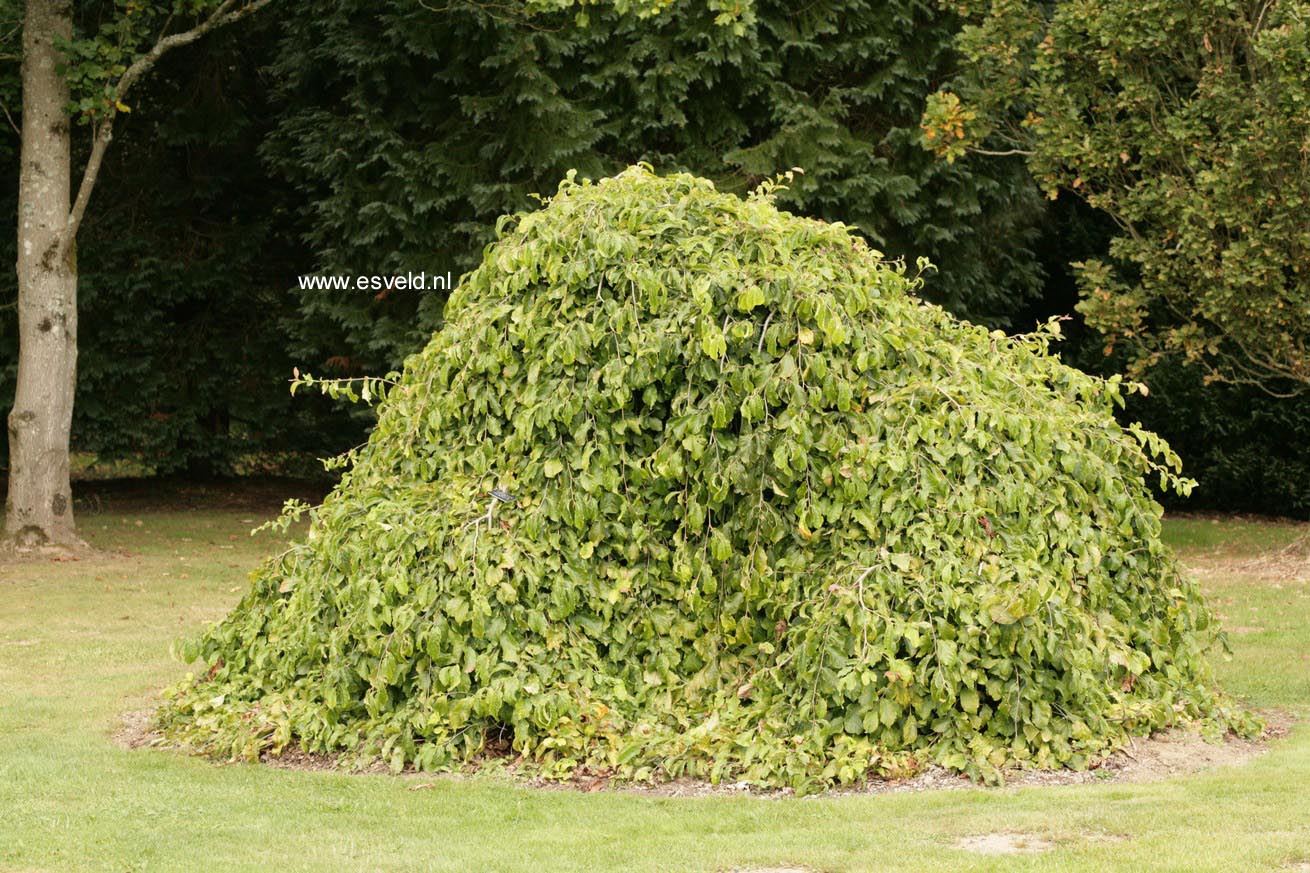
1 0 1304 516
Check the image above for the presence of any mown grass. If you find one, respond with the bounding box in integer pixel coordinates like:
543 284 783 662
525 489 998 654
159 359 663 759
1 496 1308 872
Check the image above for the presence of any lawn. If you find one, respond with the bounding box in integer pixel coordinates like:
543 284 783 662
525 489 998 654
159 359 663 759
1 490 1308 872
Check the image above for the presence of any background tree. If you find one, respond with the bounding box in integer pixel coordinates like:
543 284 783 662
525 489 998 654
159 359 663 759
923 0 1310 394
1 13 362 485
6 0 273 549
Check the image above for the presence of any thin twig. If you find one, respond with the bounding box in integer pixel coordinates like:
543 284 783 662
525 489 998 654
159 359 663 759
0 99 18 136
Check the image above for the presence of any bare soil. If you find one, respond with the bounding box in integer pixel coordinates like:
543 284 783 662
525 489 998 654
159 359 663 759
0 534 101 563
953 833 1053 855
1230 534 1310 582
113 708 163 751
113 708 1293 798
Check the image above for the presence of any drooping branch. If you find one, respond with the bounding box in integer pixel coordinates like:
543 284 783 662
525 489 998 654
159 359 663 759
56 0 275 264
967 146 1033 157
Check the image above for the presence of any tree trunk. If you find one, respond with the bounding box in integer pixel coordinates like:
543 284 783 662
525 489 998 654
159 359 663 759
5 0 81 549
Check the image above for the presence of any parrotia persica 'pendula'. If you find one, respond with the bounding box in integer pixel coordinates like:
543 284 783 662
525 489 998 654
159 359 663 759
160 166 1255 790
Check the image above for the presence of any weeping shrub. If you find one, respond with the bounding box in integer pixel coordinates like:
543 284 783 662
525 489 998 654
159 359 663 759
159 166 1255 789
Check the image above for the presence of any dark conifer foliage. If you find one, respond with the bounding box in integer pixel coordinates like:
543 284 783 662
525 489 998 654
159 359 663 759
265 0 1046 370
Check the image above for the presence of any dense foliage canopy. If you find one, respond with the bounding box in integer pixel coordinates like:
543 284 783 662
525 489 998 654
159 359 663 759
925 0 1310 393
160 168 1252 789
